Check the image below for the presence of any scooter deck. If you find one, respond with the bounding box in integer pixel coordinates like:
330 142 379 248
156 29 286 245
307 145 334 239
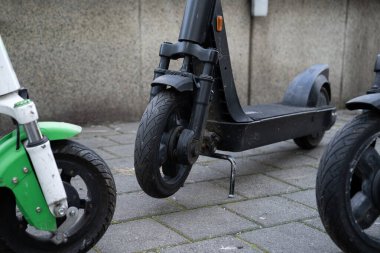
207 103 335 152
243 103 317 121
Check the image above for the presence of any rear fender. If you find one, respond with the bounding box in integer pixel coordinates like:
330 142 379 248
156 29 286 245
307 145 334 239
282 64 331 107
0 122 82 231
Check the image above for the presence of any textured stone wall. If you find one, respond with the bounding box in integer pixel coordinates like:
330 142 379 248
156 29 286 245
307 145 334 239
0 0 378 126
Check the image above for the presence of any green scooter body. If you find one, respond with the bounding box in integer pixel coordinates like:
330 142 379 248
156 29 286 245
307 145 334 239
0 122 81 231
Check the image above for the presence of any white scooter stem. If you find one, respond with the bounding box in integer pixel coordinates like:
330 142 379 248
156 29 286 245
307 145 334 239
0 35 68 217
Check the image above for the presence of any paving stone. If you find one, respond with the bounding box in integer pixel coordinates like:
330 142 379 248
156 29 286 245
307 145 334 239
240 222 341 253
80 125 119 137
161 236 262 253
171 182 244 209
113 192 181 221
186 163 227 183
204 157 276 177
253 152 319 169
156 206 258 240
97 219 187 253
216 174 298 198
105 133 136 145
113 173 141 194
106 157 134 170
252 141 300 155
109 122 139 134
265 167 318 189
303 217 326 232
103 144 134 157
225 196 317 227
72 136 118 149
283 189 317 209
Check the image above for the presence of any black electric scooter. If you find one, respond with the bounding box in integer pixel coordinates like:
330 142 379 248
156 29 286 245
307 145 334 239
134 0 336 198
316 55 380 253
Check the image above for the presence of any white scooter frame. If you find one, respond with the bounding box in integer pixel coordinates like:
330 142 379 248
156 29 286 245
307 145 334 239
0 36 69 218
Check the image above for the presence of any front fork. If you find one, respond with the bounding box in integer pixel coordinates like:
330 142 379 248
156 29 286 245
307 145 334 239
178 61 215 165
0 92 68 218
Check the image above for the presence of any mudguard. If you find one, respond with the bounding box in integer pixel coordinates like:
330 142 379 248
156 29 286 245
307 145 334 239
282 64 331 107
152 74 194 92
0 122 81 231
346 93 380 112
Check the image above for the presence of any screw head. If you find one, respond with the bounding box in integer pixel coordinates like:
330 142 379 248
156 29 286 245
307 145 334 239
35 207 41 213
56 207 66 217
69 210 76 217
23 167 29 174
12 177 18 184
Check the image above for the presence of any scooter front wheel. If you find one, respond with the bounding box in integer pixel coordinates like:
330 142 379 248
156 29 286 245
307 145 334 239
134 90 193 198
0 140 116 253
316 112 380 253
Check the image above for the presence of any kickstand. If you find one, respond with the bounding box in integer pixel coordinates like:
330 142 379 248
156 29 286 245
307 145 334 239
202 153 237 198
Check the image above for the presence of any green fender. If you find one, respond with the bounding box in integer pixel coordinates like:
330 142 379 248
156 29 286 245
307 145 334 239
0 122 82 231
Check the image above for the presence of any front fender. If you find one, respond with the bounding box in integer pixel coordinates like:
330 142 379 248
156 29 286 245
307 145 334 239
346 93 380 112
152 74 194 92
282 64 331 107
0 122 82 231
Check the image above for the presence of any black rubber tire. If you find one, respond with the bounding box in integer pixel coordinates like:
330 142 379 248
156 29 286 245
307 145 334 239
294 87 330 149
316 111 380 253
134 90 192 198
0 140 116 253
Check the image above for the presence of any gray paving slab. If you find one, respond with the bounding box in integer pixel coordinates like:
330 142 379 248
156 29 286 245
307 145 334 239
79 125 119 137
239 222 341 253
103 144 135 157
186 163 227 183
265 167 318 189
205 157 276 177
282 189 317 209
160 236 262 253
113 173 141 194
72 136 118 148
303 217 326 232
97 219 187 253
156 206 258 240
109 122 140 134
113 191 181 221
105 133 136 145
253 152 319 170
216 174 298 198
225 196 317 227
106 157 135 170
171 181 244 209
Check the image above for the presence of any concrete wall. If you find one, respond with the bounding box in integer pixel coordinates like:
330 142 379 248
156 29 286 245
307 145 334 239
0 0 378 126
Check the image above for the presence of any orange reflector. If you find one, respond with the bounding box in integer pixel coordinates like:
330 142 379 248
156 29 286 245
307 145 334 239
216 16 223 32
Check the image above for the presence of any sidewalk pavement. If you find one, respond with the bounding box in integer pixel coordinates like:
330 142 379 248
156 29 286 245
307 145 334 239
74 110 359 253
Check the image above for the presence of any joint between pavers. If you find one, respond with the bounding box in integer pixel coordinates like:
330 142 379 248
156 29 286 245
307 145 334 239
235 235 269 253
92 245 102 253
261 172 304 190
151 217 194 242
280 194 317 210
300 220 327 234
222 205 265 228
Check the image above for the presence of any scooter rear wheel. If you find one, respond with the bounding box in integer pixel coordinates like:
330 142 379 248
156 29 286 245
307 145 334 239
293 87 329 149
317 112 380 253
134 90 193 198
0 140 116 253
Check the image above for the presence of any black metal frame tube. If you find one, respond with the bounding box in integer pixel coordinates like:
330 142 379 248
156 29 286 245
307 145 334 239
179 0 216 44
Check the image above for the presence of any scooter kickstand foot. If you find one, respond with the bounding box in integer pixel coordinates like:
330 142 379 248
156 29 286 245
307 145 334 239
202 153 237 198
